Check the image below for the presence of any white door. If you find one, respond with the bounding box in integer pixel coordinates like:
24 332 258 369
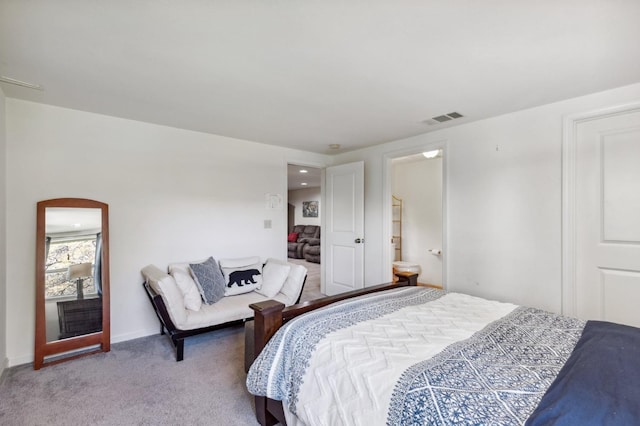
325 161 364 296
574 109 640 327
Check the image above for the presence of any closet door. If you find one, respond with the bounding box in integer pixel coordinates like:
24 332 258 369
574 109 640 327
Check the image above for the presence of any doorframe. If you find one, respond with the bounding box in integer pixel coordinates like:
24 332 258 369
382 139 448 287
561 102 640 317
284 158 327 293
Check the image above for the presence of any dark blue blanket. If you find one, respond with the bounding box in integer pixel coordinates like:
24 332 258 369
526 320 640 425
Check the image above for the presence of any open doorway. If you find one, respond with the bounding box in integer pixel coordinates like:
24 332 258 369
388 149 444 288
287 164 324 301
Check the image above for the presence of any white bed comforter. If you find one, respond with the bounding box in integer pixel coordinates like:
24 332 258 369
246 287 584 426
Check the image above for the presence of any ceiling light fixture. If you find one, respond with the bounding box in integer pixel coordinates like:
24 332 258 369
0 75 44 90
299 169 308 173
301 182 308 186
422 150 440 159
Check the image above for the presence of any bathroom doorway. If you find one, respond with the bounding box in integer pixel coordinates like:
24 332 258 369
388 148 444 287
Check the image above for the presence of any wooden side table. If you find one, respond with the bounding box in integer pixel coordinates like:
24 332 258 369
57 297 102 339
394 270 443 289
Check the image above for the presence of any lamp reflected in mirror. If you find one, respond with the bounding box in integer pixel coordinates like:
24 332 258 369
67 263 92 300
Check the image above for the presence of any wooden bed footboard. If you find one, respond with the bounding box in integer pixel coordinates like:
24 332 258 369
248 272 419 426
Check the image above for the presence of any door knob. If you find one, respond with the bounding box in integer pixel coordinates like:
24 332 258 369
355 238 364 244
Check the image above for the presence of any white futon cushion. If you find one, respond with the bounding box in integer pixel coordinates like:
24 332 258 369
141 264 187 328
181 291 290 330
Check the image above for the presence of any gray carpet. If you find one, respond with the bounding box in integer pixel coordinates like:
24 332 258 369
0 264 324 426
0 326 259 425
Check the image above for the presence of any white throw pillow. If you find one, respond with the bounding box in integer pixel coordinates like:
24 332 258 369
279 263 308 305
219 256 263 296
168 259 207 306
256 260 291 298
168 261 202 288
171 268 202 311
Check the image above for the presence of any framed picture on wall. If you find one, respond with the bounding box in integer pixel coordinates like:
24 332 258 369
302 201 319 217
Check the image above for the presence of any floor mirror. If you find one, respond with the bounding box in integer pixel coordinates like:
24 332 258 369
34 198 110 369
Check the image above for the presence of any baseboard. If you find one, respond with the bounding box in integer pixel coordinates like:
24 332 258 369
418 282 443 289
111 327 159 344
8 354 33 368
3 329 163 369
0 356 8 380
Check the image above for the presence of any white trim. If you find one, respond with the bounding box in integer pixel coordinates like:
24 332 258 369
561 102 640 316
7 354 32 368
4 326 190 368
0 356 7 377
111 328 158 344
442 146 449 290
382 140 448 288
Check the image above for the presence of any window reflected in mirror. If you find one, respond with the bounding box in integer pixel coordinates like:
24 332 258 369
45 236 98 298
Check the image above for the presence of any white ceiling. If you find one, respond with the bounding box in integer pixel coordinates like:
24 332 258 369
2 1 639 154
45 207 102 235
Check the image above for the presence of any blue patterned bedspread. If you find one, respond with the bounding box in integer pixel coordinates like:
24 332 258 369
387 307 585 425
246 288 586 425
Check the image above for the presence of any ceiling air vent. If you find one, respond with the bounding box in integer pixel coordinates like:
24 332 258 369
423 112 464 126
433 115 452 122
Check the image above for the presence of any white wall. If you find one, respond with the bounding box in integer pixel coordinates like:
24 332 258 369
4 99 329 366
392 157 442 286
5 82 640 366
335 82 640 314
288 187 321 227
0 87 7 375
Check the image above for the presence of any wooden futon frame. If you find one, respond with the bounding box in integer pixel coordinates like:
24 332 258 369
248 272 419 426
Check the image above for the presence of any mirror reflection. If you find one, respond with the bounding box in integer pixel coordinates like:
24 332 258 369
44 207 103 342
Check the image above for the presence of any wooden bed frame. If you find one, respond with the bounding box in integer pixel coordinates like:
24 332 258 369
248 272 419 426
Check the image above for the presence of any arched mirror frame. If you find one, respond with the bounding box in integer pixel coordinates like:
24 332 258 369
34 198 110 369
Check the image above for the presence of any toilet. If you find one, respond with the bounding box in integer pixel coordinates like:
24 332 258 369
392 261 421 279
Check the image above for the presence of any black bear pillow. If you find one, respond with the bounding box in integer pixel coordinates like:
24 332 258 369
219 256 263 296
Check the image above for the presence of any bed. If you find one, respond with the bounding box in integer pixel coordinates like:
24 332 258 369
245 274 640 426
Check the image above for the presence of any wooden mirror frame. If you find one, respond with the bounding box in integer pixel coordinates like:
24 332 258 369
34 198 110 369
